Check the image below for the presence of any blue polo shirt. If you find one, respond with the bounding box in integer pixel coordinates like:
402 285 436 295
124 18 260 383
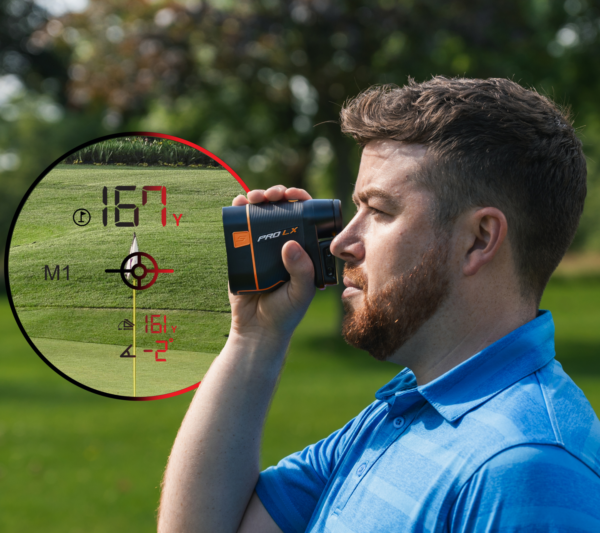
256 311 600 532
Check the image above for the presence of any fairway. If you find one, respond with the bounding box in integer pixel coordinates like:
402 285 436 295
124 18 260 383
7 165 242 396
9 165 242 311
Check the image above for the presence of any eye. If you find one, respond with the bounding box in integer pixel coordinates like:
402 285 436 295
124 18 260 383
367 205 386 216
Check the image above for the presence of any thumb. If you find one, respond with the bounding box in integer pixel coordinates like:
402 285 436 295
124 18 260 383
282 240 315 300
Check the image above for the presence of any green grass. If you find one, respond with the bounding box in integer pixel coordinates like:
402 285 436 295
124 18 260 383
0 296 195 532
7 165 241 397
9 165 240 312
31 338 214 397
16 307 230 355
540 276 600 378
2 278 600 530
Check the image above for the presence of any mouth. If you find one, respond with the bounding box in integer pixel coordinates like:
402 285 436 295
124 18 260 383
342 276 364 298
343 276 362 289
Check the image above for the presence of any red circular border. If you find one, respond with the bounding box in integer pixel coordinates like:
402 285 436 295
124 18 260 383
137 132 250 193
5 131 250 402
125 132 249 400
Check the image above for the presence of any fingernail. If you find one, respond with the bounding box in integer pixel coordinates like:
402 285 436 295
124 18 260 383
290 245 301 262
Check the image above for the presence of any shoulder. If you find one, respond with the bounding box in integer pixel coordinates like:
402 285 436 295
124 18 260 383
468 360 600 472
471 443 600 490
535 360 600 470
448 444 600 532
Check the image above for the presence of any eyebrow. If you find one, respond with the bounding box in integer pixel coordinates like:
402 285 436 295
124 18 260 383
352 187 400 208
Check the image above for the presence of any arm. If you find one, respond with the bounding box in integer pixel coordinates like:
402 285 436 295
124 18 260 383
238 493 283 533
158 186 316 533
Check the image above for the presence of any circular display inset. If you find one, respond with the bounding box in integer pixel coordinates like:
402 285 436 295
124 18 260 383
6 133 248 400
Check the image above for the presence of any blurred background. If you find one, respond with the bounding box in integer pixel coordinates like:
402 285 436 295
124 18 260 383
1 0 600 530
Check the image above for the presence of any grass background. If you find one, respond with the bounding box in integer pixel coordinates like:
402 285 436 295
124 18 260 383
1 276 599 531
9 165 239 312
7 165 241 396
3 164 600 530
30 338 216 398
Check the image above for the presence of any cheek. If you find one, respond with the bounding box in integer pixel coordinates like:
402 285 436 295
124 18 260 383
364 227 405 280
364 224 426 282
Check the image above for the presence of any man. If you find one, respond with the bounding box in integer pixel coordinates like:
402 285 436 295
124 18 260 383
159 77 600 532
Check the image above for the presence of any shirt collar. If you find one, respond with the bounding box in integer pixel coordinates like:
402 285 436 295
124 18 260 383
375 310 556 423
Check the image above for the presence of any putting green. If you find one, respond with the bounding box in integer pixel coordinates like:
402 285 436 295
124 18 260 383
15 306 231 354
31 337 216 397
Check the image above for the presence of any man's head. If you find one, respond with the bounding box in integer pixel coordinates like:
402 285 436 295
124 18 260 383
331 77 586 362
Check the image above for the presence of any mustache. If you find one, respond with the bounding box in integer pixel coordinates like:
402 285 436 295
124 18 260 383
343 262 367 290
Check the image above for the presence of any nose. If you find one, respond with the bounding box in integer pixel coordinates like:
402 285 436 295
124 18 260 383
330 213 365 263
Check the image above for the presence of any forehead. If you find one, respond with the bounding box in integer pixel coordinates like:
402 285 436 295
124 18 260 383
355 140 427 197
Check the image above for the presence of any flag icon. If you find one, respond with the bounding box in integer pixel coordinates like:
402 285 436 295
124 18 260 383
125 233 139 280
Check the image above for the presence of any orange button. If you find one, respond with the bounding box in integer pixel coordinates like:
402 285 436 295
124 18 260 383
233 231 250 248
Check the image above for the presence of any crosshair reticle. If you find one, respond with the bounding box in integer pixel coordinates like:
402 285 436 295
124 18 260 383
105 251 174 290
6 132 249 401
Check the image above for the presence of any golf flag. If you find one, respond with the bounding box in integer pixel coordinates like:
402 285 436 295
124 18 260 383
125 233 139 279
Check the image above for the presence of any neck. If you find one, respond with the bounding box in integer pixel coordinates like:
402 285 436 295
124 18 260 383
389 289 537 386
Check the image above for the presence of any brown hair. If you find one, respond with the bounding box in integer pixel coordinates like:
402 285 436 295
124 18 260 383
340 77 587 303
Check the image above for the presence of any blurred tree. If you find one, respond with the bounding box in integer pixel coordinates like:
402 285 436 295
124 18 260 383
0 0 107 292
0 0 70 95
0 0 66 289
52 0 600 233
3 0 600 292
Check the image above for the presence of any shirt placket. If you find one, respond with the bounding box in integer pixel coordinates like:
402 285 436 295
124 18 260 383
329 389 427 517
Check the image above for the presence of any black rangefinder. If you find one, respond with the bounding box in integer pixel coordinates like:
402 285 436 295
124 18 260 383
222 199 343 295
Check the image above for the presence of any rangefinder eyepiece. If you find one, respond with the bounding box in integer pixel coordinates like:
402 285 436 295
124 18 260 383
222 199 343 295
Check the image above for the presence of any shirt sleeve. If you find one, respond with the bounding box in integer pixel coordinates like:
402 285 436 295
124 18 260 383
448 444 600 533
255 401 383 533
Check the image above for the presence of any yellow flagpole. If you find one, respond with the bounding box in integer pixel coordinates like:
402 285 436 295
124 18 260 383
133 278 136 397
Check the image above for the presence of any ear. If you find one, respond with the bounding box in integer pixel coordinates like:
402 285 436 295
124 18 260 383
462 207 508 277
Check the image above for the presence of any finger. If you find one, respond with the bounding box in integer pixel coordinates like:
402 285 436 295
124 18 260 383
247 189 266 204
281 240 315 308
264 185 287 202
232 194 249 206
284 187 312 201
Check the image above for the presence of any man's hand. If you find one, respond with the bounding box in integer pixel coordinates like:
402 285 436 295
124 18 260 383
229 186 316 343
158 185 315 533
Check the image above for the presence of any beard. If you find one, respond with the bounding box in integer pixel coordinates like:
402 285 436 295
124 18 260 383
342 239 451 361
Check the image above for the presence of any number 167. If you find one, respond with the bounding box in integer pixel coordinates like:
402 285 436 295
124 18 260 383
102 185 167 227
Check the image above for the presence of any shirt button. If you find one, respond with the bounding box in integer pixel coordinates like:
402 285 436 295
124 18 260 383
393 417 405 429
357 463 367 476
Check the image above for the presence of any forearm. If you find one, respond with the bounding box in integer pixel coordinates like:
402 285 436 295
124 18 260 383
158 331 289 533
